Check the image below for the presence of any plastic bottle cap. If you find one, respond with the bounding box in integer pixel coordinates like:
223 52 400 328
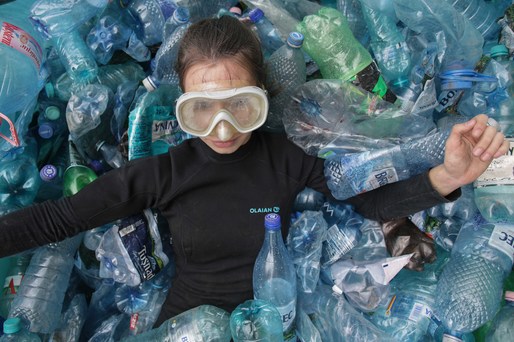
287 32 304 48
3 317 22 334
505 291 514 302
45 106 61 121
40 164 58 182
490 44 509 58
264 213 281 230
174 7 190 24
142 76 157 92
248 8 264 23
38 123 54 139
229 7 242 16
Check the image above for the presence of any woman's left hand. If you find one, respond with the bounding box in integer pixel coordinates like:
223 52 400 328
429 114 510 196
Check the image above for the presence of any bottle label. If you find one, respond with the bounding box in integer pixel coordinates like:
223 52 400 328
0 22 43 70
324 224 356 263
384 294 432 325
488 224 514 263
366 167 399 190
275 300 296 338
2 275 23 296
436 89 463 112
116 209 168 282
474 140 514 187
150 106 191 155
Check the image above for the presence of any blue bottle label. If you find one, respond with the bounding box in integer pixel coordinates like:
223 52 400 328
150 106 191 155
117 210 168 282
0 22 43 70
385 294 432 325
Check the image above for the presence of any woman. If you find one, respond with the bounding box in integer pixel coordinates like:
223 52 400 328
0 16 508 325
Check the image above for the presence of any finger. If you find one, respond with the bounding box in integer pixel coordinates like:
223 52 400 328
480 131 505 162
446 118 476 149
472 126 501 158
493 138 510 158
465 114 489 139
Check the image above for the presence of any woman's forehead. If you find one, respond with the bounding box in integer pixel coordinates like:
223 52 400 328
183 60 256 92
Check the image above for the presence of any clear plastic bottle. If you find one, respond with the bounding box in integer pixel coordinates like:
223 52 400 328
292 187 326 212
433 219 514 336
0 0 46 154
359 0 412 86
485 291 514 342
122 305 232 342
253 213 297 342
336 0 369 46
297 7 397 103
176 0 239 22
324 127 453 200
444 0 500 40
264 32 306 132
8 235 83 334
246 8 285 58
142 8 191 91
230 299 283 342
0 254 31 320
126 0 177 46
0 317 41 342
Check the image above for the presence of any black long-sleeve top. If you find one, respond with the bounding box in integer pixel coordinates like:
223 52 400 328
0 131 459 324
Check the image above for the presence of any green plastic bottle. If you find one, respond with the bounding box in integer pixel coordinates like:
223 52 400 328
62 139 98 197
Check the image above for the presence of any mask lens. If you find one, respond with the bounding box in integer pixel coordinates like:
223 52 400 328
224 95 262 129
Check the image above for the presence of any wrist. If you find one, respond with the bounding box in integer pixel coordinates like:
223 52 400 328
428 165 463 197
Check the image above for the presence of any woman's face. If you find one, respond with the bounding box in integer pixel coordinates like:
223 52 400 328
182 59 258 154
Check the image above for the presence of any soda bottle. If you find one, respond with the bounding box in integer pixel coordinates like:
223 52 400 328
230 299 283 342
122 305 232 341
253 213 297 342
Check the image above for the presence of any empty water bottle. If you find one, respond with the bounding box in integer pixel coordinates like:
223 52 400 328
122 305 232 342
0 254 31 320
8 235 83 334
126 0 177 46
336 0 369 46
485 291 514 342
433 219 514 336
292 187 326 212
264 32 306 132
142 8 191 91
0 317 41 342
175 0 239 22
246 8 285 59
230 299 283 342
253 213 297 342
324 127 453 200
444 0 501 40
62 139 98 197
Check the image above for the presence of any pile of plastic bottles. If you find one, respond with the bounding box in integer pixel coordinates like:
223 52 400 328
0 0 514 341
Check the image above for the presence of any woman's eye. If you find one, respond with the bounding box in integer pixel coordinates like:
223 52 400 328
230 99 249 111
193 101 211 112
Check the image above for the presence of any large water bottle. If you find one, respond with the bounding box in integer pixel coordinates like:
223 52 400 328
297 7 397 103
122 305 232 342
358 0 412 86
324 127 451 200
485 291 514 342
336 0 369 46
444 0 501 40
253 213 297 342
230 299 283 342
142 8 191 91
473 139 514 224
0 254 31 319
0 317 41 342
264 32 306 132
126 0 177 46
8 235 83 334
246 8 285 59
0 0 46 154
433 219 514 337
54 61 146 101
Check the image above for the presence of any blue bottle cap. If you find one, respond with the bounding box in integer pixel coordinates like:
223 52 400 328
38 123 55 139
287 32 304 48
174 7 190 24
45 105 61 121
490 44 509 58
264 213 281 230
40 164 58 182
3 317 22 334
248 8 264 23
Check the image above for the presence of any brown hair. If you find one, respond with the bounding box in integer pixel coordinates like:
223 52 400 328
175 16 267 91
